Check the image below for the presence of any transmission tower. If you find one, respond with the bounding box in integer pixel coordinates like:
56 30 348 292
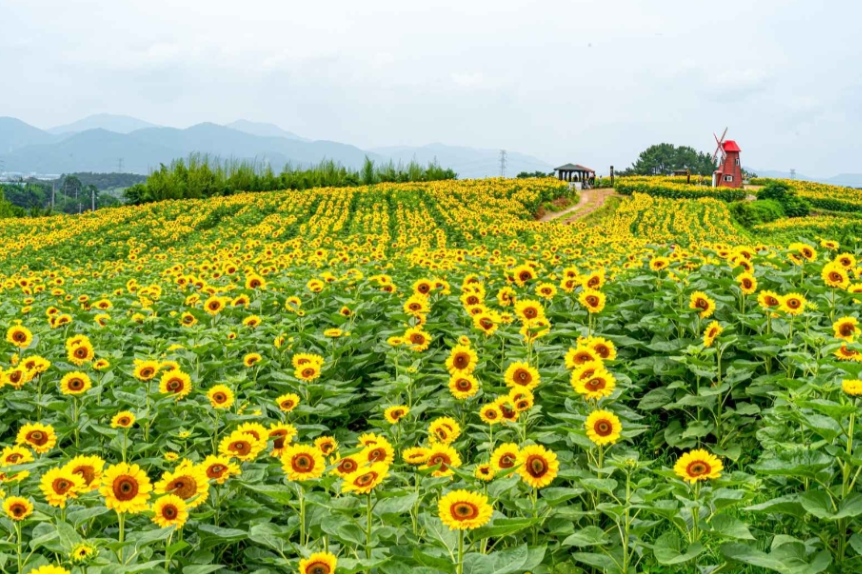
117 158 124 173
499 150 508 178
790 168 796 180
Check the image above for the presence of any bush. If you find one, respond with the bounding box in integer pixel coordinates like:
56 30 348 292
758 181 811 217
731 199 785 227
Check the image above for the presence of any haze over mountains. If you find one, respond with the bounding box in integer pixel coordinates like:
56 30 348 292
0 114 553 179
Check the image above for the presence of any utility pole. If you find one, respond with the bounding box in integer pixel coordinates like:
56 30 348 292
499 150 508 178
91 186 95 212
51 181 55 209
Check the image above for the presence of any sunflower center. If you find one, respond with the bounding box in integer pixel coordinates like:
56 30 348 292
338 460 357 473
7 454 21 463
452 502 479 519
168 477 197 499
430 454 451 469
585 377 606 391
307 561 332 574
162 504 178 519
356 472 377 486
526 455 548 477
368 448 385 462
10 503 27 517
113 476 140 501
141 368 154 378
499 454 516 468
231 441 251 455
514 369 531 384
456 379 472 391
27 431 47 445
454 354 468 368
207 465 226 478
73 465 95 485
69 378 84 390
53 478 73 494
292 454 314 472
594 420 612 436
13 332 26 342
686 461 711 477
167 379 183 391
213 392 226 403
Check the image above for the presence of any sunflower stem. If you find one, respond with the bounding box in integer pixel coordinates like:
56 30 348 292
365 493 373 559
457 529 465 574
15 520 22 574
298 485 306 547
165 530 174 571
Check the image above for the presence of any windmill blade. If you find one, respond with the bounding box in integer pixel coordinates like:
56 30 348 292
712 127 729 163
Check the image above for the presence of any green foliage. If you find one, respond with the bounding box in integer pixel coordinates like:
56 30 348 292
730 199 785 228
516 171 553 178
623 143 716 176
124 154 457 205
616 179 746 202
758 181 811 217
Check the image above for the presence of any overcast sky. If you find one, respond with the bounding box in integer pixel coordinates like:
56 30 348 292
2 0 861 176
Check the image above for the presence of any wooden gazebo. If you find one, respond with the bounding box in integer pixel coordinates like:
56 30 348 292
555 163 595 188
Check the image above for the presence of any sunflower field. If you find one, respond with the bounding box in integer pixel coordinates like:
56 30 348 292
2 177 862 574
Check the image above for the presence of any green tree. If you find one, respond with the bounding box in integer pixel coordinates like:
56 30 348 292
627 144 716 176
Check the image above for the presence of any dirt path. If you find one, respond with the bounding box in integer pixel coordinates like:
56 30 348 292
538 191 590 222
562 188 619 224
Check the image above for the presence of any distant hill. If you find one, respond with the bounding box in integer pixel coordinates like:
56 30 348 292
3 115 560 179
47 113 160 135
1 121 385 174
225 120 309 142
0 117 61 153
372 143 553 179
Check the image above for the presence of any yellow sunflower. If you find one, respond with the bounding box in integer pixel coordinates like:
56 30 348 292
39 467 85 508
155 463 209 508
151 494 189 528
833 317 860 342
99 462 152 514
571 362 616 400
159 370 192 399
219 430 266 462
428 416 461 445
298 552 337 574
422 444 462 477
281 444 326 481
63 455 105 492
0 445 34 466
206 384 235 409
584 410 622 446
402 447 429 466
504 362 540 391
479 403 503 425
516 445 559 489
438 490 493 530
111 411 136 429
199 455 241 484
579 289 606 314
673 449 723 483
269 423 298 457
5 325 32 349
703 321 723 348
449 374 479 399
16 422 57 454
842 379 862 396
276 393 301 412
779 293 807 316
445 345 478 375
490 443 520 473
341 462 389 494
689 291 716 319
384 405 410 424
60 372 92 395
3 496 33 521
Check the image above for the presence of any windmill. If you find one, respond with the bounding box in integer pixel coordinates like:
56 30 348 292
711 128 742 189
712 127 728 167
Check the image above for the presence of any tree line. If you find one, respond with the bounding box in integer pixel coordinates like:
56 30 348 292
123 155 457 204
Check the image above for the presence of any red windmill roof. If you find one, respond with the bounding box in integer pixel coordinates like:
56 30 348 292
722 140 741 152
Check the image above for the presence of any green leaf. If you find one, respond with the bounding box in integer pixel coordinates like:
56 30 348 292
800 491 862 520
197 524 248 542
710 514 755 540
562 526 609 547
721 542 832 574
474 518 539 540
183 566 226 574
653 532 704 565
375 492 418 515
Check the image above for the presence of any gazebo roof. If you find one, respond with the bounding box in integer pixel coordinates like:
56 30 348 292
555 163 595 173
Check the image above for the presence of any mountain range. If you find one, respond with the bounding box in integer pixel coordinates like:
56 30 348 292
751 169 862 189
0 114 553 178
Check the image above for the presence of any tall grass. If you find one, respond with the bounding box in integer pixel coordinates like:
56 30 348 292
124 154 457 204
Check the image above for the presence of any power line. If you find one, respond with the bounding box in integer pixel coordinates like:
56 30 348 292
499 150 507 178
